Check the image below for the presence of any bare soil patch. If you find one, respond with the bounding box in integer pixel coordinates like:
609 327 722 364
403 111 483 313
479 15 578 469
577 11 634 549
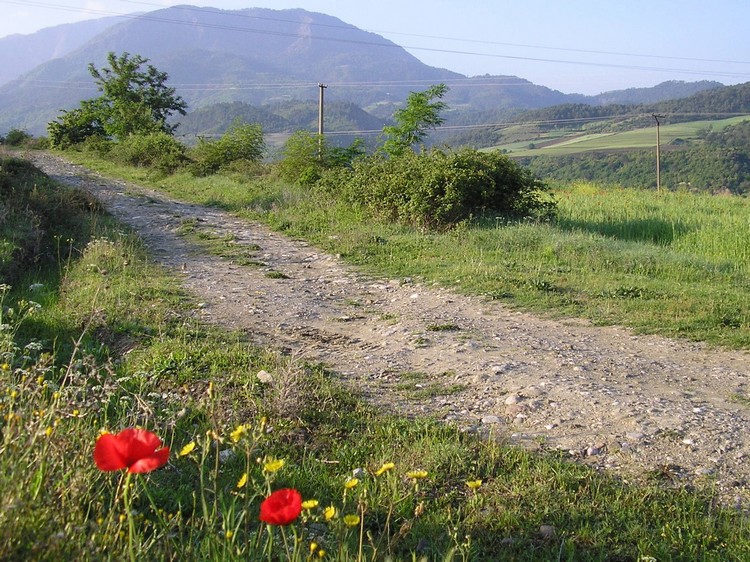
32 152 750 507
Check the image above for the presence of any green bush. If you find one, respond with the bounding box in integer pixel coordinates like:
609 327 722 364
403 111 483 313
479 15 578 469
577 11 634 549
323 148 555 229
2 128 32 147
108 132 187 173
276 131 365 186
188 122 265 177
47 99 107 149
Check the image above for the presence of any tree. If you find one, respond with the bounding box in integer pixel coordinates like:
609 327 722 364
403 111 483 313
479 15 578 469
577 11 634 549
88 52 187 139
47 98 107 149
48 52 187 146
381 84 448 157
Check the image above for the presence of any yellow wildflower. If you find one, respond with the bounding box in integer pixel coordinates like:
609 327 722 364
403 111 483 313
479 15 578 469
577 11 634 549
0 363 9 371
466 479 483 490
317 549 326 558
344 477 359 489
45 426 53 438
324 506 337 521
263 458 285 473
309 541 318 553
179 442 196 457
374 462 395 476
302 499 319 510
225 530 233 539
407 470 429 480
230 424 250 443
343 514 360 527
236 473 248 489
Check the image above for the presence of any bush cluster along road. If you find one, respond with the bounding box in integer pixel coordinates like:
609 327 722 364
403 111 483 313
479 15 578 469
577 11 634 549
33 152 750 508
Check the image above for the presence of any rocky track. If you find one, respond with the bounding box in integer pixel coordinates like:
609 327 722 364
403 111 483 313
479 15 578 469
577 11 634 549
31 152 750 508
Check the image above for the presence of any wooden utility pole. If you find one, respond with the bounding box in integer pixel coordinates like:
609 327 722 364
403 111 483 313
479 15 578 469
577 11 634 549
653 113 665 191
318 83 327 158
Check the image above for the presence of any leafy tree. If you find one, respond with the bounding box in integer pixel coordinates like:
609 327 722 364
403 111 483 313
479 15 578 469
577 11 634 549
48 52 186 146
382 84 448 157
47 98 107 149
88 52 187 139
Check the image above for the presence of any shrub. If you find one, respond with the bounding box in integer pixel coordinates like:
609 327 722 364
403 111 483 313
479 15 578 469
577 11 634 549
47 100 107 149
275 131 323 185
324 148 556 229
276 131 365 186
108 132 187 173
188 122 265 177
2 128 32 147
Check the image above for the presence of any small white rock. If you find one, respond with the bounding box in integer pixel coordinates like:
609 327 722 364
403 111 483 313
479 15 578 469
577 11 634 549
257 370 274 384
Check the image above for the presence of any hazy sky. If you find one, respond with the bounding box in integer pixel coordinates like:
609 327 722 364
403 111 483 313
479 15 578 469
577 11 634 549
1 0 749 95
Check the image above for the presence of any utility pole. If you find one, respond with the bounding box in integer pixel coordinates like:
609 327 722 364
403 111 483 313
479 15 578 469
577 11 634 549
318 83 328 158
653 113 665 191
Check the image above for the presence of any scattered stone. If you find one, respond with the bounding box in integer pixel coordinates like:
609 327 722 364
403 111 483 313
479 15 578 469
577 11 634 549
539 525 556 539
586 445 603 457
505 404 525 417
219 449 235 463
481 415 502 424
256 370 274 384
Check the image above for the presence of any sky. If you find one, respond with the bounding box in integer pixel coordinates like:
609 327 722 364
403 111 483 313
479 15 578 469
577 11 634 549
1 0 750 95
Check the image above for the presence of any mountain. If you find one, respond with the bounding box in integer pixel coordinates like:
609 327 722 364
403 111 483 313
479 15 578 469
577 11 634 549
590 80 724 106
0 16 128 87
0 5 730 137
0 5 462 135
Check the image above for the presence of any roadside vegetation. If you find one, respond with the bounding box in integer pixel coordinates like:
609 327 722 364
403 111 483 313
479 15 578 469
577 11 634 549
2 52 750 560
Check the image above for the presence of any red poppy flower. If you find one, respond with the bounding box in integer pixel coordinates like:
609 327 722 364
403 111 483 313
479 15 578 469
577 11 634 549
94 428 170 473
259 488 303 526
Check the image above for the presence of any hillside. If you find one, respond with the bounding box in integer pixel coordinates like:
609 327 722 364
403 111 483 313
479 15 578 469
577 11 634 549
0 16 126 87
0 5 460 135
0 5 726 137
505 83 750 193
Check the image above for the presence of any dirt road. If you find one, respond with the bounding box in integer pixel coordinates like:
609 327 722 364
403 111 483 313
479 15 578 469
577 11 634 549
32 152 750 507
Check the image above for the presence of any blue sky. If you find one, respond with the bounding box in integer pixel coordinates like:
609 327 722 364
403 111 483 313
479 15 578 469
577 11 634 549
1 0 749 95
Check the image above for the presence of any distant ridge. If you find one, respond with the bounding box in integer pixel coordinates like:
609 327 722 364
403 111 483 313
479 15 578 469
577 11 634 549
0 16 128 87
0 5 727 136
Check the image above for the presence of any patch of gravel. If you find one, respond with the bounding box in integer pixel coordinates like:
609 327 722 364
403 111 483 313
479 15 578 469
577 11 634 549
31 152 750 508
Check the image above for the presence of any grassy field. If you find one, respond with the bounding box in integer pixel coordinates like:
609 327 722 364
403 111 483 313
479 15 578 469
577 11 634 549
495 115 750 157
3 151 750 560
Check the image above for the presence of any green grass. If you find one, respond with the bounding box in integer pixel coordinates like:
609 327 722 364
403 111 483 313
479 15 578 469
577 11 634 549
499 115 750 157
3 152 750 560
